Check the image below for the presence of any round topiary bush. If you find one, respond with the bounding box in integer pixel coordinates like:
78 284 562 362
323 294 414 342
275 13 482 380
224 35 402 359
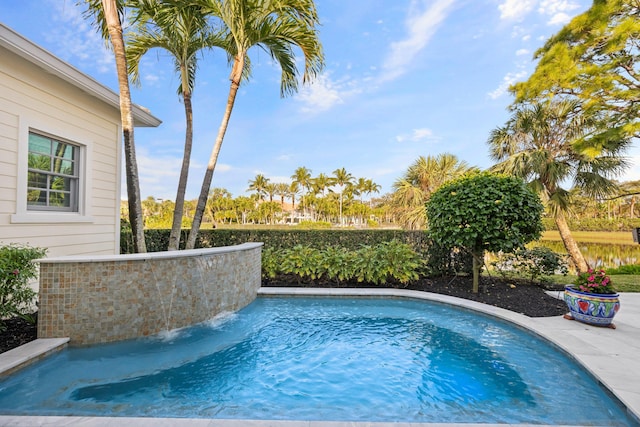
426 172 544 292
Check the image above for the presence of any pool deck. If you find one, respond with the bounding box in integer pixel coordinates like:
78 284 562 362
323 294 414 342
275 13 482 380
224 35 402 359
1 287 639 427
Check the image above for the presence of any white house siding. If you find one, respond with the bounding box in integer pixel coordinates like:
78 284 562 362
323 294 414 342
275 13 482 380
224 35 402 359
0 28 159 258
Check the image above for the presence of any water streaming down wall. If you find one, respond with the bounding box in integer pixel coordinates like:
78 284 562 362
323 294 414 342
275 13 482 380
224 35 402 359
36 243 263 345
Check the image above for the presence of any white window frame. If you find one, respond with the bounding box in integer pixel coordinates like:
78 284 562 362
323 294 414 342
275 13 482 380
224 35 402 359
11 117 94 224
27 131 80 212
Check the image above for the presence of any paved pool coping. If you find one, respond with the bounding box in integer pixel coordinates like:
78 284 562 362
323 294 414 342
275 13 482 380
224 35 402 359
0 338 69 377
1 287 639 427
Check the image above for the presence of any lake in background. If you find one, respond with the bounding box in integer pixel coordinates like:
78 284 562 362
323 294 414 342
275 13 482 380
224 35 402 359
535 240 638 269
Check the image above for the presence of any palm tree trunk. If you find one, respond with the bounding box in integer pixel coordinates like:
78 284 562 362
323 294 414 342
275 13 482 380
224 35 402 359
186 56 244 249
168 91 194 251
102 0 146 253
555 211 589 273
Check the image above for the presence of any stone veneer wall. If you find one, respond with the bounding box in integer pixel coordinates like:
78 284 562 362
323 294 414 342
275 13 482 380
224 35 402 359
37 243 263 345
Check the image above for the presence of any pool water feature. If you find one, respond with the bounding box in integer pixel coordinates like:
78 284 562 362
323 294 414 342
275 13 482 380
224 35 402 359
0 296 635 425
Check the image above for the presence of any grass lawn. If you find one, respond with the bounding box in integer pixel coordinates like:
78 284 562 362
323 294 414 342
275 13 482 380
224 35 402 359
550 274 640 293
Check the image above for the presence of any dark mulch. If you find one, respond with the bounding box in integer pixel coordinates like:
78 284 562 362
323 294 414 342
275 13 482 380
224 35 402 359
1 314 37 354
262 274 568 318
1 275 567 354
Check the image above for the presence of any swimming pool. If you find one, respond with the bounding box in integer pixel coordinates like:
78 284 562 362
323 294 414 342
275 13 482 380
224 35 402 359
0 296 635 425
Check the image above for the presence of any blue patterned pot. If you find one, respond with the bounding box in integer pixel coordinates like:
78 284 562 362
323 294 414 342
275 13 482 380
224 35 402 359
564 285 620 327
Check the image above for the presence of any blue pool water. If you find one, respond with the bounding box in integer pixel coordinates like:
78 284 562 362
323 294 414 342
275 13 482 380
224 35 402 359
0 296 635 425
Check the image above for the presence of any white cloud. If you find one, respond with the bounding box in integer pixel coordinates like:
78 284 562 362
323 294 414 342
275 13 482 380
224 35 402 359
498 0 536 21
539 0 580 25
296 72 364 113
379 0 455 82
46 0 113 74
516 48 530 56
487 70 528 100
143 74 161 85
396 128 439 143
127 145 234 199
296 75 344 113
547 12 572 25
522 34 531 41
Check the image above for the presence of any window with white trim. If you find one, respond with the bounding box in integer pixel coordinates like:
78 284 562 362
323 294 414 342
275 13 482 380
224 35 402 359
27 132 80 212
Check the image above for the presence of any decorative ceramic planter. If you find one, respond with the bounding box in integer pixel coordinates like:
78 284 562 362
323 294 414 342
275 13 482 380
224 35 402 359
564 285 620 328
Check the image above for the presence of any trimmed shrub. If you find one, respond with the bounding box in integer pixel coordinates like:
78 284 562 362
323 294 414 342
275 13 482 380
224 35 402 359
263 241 424 287
492 247 569 282
0 244 46 329
426 172 544 291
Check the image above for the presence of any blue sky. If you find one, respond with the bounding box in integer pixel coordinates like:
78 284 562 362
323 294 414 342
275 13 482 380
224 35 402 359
2 0 638 200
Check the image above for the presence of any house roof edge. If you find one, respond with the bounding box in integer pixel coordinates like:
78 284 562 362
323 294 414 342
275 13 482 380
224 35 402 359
0 23 162 128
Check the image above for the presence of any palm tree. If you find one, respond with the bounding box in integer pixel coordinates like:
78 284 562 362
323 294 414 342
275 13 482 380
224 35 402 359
355 177 368 204
488 99 630 273
392 153 474 230
364 178 381 208
288 181 300 210
185 0 324 249
275 182 290 207
83 0 147 252
354 177 379 225
312 173 334 197
247 174 269 201
332 167 354 226
291 166 313 216
264 182 278 203
126 0 224 251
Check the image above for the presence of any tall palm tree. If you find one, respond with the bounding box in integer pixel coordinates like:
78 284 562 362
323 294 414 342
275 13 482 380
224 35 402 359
83 0 147 252
312 173 334 197
274 182 290 207
364 178 381 208
392 153 474 230
185 0 324 249
247 174 269 200
354 177 379 225
291 166 313 216
488 99 630 273
332 167 354 226
355 177 368 204
264 182 278 203
126 0 224 251
288 181 300 210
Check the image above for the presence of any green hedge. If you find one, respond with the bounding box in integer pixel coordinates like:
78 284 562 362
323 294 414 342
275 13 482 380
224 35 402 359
120 228 473 276
121 228 432 255
542 217 640 232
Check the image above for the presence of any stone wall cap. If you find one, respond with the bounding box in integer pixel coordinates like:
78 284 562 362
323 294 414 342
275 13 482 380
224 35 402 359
37 242 264 264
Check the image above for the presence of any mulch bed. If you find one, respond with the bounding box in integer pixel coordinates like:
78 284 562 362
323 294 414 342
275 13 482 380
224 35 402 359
0 315 38 354
264 274 568 317
1 275 567 354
